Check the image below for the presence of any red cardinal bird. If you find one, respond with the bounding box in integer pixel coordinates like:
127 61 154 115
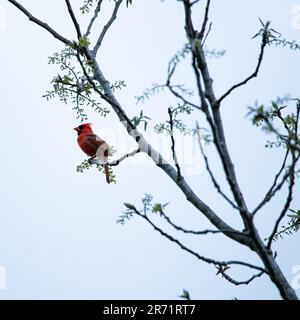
74 123 110 183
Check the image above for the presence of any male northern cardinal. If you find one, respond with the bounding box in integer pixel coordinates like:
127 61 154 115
74 123 110 183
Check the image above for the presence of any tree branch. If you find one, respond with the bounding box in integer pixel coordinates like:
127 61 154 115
220 270 265 286
217 29 268 104
186 2 250 223
198 0 211 40
92 0 123 56
168 108 182 179
191 55 246 214
166 51 200 110
190 0 201 6
65 0 82 39
7 0 73 46
85 0 103 37
89 148 140 167
267 154 298 248
196 122 239 210
135 209 266 274
108 148 141 166
157 206 247 237
252 149 290 215
202 22 212 46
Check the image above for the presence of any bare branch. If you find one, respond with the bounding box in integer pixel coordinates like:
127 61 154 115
108 148 140 166
267 154 299 248
191 55 245 214
65 0 82 39
189 21 250 223
217 30 268 104
220 270 265 286
190 0 200 6
157 207 247 237
89 148 140 168
252 101 300 218
183 0 196 40
92 0 123 56
136 82 193 106
199 0 211 40
196 122 239 210
135 209 266 274
7 0 72 46
168 108 182 179
166 47 200 110
167 85 200 110
252 149 290 215
85 0 104 37
202 22 212 46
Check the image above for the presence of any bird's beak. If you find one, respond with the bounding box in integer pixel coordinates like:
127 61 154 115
74 127 80 132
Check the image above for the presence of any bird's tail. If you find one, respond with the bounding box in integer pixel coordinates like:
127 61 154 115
104 164 110 184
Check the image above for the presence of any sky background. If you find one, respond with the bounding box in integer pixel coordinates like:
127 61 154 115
0 0 299 299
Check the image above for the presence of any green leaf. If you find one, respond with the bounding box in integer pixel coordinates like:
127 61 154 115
179 289 191 300
80 0 95 14
152 203 163 214
78 36 90 49
124 203 136 210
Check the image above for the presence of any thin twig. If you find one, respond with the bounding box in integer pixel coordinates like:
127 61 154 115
89 148 140 167
202 22 212 46
267 104 300 247
168 108 182 179
191 46 250 220
92 0 123 55
167 86 200 110
135 209 267 274
191 55 243 212
7 0 72 46
166 54 201 110
198 0 211 40
190 0 200 6
220 270 265 286
267 155 297 248
108 148 141 166
85 0 104 37
252 149 290 215
217 31 268 104
157 208 247 236
65 0 82 39
196 122 239 210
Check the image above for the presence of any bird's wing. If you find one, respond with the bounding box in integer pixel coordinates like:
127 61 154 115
81 133 110 159
82 133 105 147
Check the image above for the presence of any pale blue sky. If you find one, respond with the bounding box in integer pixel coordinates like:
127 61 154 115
0 0 299 299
